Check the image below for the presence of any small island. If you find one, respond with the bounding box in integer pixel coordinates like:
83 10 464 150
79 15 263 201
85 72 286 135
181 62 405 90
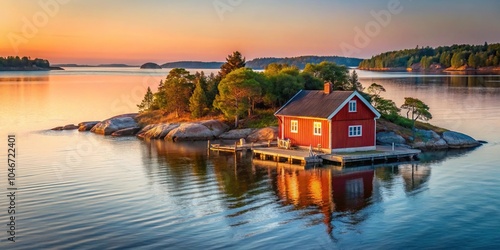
140 62 162 69
359 43 500 72
52 51 482 165
0 56 63 71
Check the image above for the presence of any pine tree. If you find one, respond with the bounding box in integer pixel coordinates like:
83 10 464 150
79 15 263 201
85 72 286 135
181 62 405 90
137 87 154 112
218 51 246 80
189 81 208 118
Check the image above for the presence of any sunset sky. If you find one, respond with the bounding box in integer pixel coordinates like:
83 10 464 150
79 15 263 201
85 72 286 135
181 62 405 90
1 0 500 64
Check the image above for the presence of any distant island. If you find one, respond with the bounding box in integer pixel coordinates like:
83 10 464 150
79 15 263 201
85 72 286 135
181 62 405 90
52 63 137 67
159 56 362 69
140 62 162 69
0 56 63 71
246 56 363 69
161 61 223 69
359 43 500 72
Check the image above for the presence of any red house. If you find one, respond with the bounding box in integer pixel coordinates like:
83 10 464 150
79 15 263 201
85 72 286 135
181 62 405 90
274 82 381 153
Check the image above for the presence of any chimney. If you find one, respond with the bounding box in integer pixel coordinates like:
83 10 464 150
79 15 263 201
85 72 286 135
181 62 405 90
324 81 332 94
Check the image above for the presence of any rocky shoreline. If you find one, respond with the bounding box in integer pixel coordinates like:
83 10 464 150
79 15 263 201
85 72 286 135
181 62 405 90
52 113 279 143
51 113 482 151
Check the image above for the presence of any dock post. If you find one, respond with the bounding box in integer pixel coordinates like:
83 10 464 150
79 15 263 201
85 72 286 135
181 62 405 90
234 141 238 153
392 142 395 151
207 140 211 156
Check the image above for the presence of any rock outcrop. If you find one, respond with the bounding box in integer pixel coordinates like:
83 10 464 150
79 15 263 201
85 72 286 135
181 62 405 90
166 123 216 141
78 121 100 131
442 131 480 148
90 113 139 135
197 120 229 137
111 127 141 137
136 123 180 140
376 131 406 146
51 124 79 130
246 127 278 142
219 128 255 140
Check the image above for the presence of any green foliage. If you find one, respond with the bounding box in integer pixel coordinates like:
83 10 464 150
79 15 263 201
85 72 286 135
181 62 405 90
159 68 195 117
189 80 209 118
359 43 500 70
263 63 305 107
303 61 349 90
213 68 267 127
300 72 323 90
246 56 362 69
137 87 154 112
383 113 414 129
218 51 246 80
346 70 364 92
0 56 50 69
366 83 399 116
245 109 279 128
400 97 432 136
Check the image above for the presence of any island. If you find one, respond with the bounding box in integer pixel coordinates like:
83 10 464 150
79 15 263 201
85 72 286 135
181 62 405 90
359 43 500 72
0 56 63 71
140 62 162 69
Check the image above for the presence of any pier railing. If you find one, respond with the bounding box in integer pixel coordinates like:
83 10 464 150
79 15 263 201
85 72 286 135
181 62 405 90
278 138 292 149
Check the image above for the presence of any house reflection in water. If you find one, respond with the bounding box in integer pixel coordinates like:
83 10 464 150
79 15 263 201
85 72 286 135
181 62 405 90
262 163 431 236
264 165 374 235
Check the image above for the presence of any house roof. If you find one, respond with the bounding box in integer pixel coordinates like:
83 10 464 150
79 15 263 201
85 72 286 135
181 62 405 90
274 90 381 119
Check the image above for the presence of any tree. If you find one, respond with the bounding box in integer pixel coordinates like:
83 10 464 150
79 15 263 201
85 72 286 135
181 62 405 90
189 80 208 118
367 83 385 96
400 97 432 138
263 64 304 107
213 68 265 127
366 83 399 116
346 70 364 92
303 61 349 90
137 87 154 112
218 51 246 80
468 53 478 68
160 68 194 117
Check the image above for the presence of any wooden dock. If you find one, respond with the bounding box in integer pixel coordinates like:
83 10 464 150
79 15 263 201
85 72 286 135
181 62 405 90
252 147 323 165
321 146 420 166
249 145 420 167
208 140 276 153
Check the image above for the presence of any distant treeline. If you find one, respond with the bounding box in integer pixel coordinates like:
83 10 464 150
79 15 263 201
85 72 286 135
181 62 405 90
359 43 500 70
246 56 363 69
0 56 50 70
161 61 223 69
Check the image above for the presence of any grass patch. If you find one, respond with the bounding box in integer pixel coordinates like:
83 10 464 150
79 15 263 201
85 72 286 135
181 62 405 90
136 110 226 126
245 109 278 128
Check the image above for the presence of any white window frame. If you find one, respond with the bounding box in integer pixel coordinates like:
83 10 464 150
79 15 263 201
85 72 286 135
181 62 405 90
348 125 362 137
291 120 298 133
349 100 357 112
313 122 322 136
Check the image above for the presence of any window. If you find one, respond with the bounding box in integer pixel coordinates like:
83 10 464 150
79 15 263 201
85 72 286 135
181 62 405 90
313 122 322 136
349 100 357 112
349 125 362 137
291 120 298 133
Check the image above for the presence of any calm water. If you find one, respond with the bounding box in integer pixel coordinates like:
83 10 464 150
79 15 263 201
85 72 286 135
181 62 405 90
1 68 499 249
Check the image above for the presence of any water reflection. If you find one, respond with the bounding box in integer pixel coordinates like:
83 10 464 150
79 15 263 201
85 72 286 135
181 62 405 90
140 140 479 240
0 76 50 82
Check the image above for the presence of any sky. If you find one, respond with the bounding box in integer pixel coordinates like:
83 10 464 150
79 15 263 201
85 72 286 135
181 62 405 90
1 0 500 64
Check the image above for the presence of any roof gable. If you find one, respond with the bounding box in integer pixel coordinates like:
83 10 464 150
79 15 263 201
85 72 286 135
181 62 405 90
275 90 381 119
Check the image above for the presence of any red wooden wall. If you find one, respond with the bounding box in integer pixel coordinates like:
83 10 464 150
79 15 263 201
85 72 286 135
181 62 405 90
277 95 378 150
279 116 329 149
